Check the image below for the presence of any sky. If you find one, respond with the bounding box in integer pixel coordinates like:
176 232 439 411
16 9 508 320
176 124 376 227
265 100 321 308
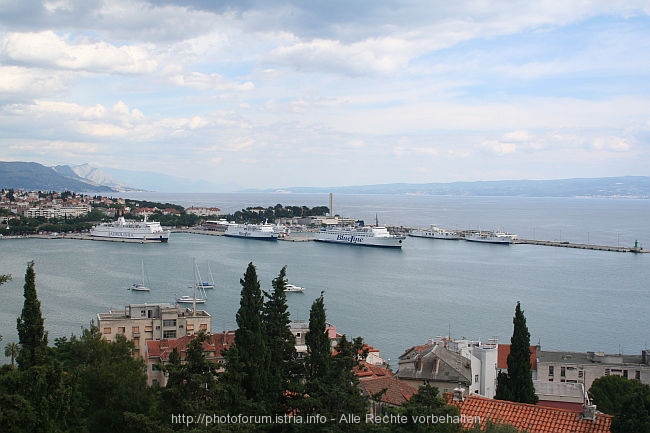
1 0 650 190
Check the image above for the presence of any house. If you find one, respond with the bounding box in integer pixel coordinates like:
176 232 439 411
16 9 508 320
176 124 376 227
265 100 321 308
185 206 221 217
97 303 211 358
536 348 650 392
447 390 612 433
397 343 472 393
146 331 235 386
357 361 419 417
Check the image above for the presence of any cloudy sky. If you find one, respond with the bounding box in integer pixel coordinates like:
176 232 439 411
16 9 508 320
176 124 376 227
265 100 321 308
1 1 650 190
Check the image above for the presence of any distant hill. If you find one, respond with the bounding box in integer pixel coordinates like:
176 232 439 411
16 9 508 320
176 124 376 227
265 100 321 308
266 176 650 198
0 161 117 193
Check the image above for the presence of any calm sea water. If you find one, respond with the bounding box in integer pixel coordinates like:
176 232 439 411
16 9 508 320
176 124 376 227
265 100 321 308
0 194 648 366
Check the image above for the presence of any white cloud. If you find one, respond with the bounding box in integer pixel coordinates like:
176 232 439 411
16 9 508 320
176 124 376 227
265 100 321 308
1 31 157 74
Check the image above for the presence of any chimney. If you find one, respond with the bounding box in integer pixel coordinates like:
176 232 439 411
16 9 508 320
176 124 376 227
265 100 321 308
452 387 466 402
642 349 649 365
329 193 333 217
581 404 597 422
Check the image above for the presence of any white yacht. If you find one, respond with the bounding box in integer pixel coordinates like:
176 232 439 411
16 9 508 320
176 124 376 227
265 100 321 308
90 214 170 243
285 284 305 293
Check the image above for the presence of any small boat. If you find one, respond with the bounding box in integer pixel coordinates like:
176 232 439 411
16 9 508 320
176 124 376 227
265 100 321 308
176 295 206 304
195 262 215 289
285 284 305 293
130 260 151 291
176 258 207 304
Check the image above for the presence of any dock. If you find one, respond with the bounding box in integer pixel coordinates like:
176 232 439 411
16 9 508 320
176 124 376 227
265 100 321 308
513 238 647 253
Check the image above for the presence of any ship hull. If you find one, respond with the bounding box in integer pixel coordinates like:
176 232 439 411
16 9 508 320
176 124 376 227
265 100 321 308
314 231 404 248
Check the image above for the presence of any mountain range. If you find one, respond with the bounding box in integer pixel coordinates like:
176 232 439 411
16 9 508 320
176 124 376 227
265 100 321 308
1 161 649 198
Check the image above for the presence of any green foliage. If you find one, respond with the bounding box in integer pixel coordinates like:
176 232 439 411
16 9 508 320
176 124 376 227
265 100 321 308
467 419 525 433
4 342 20 368
16 261 49 370
263 266 298 414
589 375 650 433
495 302 538 404
305 292 331 381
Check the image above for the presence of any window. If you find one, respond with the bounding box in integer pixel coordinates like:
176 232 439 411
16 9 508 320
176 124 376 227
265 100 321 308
578 370 584 379
103 327 112 334
296 332 301 339
561 366 566 377
117 327 126 334
152 364 161 371
141 309 146 317
145 325 153 332
163 330 177 339
636 371 641 380
474 374 479 383
163 319 177 327
623 370 628 379
200 323 208 331
605 368 611 376
549 366 554 377
187 324 194 331
132 326 139 334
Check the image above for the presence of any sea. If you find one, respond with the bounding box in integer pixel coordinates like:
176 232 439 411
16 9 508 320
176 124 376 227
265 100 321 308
0 193 648 367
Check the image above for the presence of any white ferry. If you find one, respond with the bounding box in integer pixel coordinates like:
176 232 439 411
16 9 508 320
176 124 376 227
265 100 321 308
464 231 517 244
224 222 279 240
409 225 461 240
314 225 405 248
90 215 170 243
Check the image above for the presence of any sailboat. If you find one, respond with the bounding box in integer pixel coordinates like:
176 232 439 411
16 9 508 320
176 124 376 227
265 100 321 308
195 262 215 289
176 258 207 304
130 260 151 291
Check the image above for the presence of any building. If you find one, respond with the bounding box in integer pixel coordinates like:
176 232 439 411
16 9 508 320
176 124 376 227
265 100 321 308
447 390 612 433
97 303 211 358
536 348 650 392
290 320 341 360
146 331 235 386
397 343 472 393
357 361 419 417
534 380 588 411
185 206 221 217
399 337 499 398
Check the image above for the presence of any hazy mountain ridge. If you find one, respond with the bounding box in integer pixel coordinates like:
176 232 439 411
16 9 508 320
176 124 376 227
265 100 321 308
0 161 117 193
1 161 649 197
265 176 650 198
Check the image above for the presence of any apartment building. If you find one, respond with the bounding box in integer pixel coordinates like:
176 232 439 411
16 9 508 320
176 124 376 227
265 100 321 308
97 303 211 358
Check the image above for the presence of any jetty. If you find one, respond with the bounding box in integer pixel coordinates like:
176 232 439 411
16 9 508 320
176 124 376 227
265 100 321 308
513 238 646 253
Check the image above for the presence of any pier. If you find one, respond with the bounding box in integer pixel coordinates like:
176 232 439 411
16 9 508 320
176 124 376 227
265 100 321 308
513 238 646 253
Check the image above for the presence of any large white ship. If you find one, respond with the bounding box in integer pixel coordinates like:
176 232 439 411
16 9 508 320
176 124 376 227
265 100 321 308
314 225 405 248
464 231 517 244
409 224 461 240
224 222 279 240
90 215 170 243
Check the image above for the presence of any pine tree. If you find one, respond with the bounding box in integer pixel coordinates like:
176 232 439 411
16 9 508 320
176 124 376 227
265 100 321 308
16 261 49 370
263 265 298 413
495 301 538 404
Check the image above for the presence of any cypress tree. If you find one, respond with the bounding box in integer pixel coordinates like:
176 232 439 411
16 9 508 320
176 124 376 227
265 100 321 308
263 265 297 413
229 262 269 403
16 261 49 370
496 301 538 404
305 291 330 381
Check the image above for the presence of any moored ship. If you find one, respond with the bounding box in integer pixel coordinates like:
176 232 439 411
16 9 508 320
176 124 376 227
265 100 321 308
314 225 405 248
224 222 279 240
90 215 170 243
409 224 461 240
464 231 517 244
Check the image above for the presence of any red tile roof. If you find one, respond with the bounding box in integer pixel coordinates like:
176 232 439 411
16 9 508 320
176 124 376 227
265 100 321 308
448 394 612 433
147 331 235 362
498 344 538 370
360 376 419 407
354 361 394 379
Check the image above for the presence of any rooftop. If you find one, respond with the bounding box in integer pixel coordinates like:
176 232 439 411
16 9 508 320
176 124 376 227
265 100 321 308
447 394 612 433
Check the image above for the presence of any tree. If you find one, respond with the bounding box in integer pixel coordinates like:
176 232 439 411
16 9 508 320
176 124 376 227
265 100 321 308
589 375 650 433
263 265 298 414
398 384 462 433
305 291 331 381
495 302 538 404
16 261 49 370
4 342 19 368
224 262 270 405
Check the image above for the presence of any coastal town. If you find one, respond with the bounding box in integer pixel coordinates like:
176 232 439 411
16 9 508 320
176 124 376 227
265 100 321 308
1 188 649 432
